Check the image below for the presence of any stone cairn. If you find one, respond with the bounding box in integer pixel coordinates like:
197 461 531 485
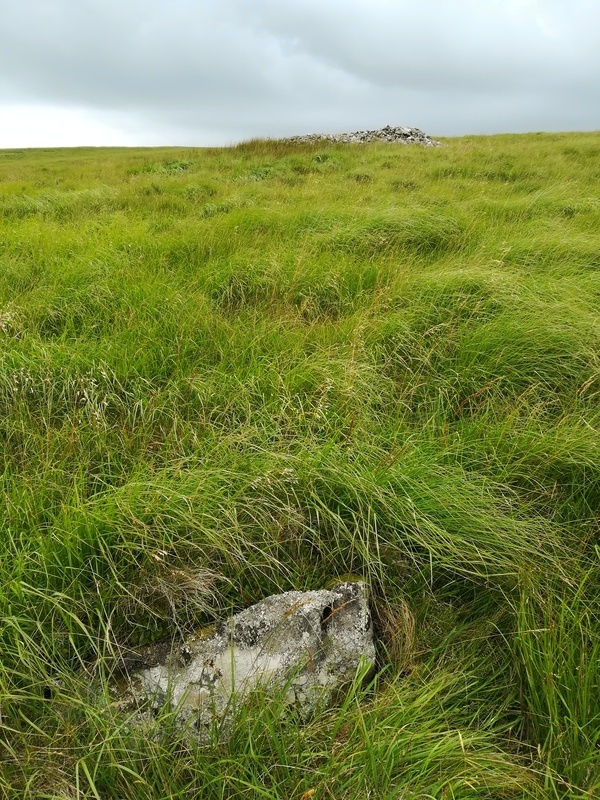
286 124 441 147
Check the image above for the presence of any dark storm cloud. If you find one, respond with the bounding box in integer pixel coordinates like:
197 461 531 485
1 0 599 144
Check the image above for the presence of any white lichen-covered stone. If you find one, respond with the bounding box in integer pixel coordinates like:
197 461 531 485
116 582 375 737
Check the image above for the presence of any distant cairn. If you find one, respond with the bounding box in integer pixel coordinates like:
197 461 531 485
286 124 441 147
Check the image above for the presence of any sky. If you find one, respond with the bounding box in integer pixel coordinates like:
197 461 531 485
1 0 598 147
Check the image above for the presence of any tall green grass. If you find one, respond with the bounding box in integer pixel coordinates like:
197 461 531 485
0 133 599 798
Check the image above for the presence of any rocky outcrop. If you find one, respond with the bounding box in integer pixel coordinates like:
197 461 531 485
286 124 441 147
114 582 375 740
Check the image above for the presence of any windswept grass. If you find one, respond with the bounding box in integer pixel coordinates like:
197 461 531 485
0 133 599 798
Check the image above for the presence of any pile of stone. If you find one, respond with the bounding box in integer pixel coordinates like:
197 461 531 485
286 124 441 147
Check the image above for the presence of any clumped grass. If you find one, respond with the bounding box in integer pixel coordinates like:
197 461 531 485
0 133 599 798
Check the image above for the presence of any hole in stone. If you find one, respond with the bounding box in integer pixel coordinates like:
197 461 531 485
321 605 333 627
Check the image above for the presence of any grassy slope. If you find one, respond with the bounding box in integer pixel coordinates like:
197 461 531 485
0 133 598 799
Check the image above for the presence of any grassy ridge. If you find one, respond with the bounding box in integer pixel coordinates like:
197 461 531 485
0 133 599 798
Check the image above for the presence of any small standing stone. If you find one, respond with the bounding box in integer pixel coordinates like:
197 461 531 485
114 582 375 739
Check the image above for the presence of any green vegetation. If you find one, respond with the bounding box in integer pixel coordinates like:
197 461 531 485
0 132 598 798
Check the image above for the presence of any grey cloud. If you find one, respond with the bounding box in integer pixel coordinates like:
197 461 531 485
0 0 599 143
233 0 600 93
2 0 268 106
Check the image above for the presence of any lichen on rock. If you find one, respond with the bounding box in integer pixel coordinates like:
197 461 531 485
113 582 375 739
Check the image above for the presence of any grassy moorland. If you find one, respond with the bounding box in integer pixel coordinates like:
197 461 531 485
0 132 598 799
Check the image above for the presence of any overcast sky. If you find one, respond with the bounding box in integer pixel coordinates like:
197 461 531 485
1 0 598 147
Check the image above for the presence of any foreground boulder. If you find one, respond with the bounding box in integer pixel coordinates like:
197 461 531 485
115 582 375 738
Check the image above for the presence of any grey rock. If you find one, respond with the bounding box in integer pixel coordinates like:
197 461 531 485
285 124 441 147
114 582 375 739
